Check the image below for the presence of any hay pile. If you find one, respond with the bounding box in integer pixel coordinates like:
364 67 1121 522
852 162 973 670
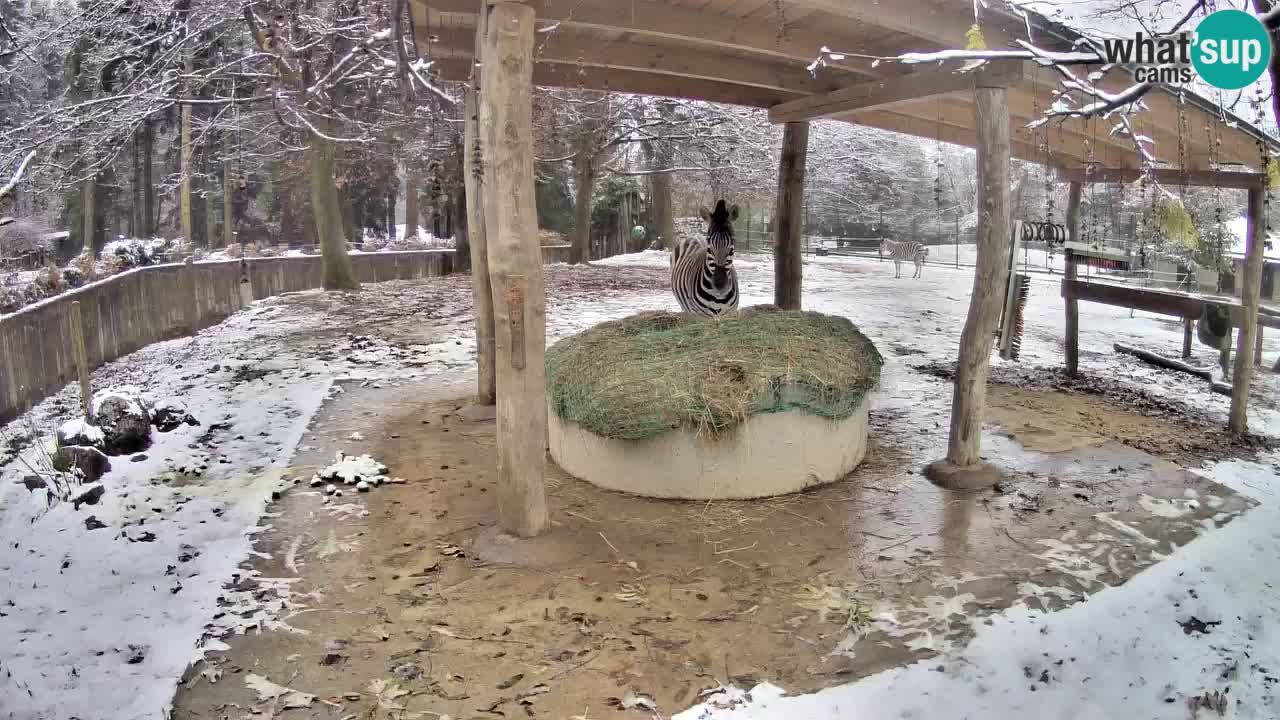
545 307 883 441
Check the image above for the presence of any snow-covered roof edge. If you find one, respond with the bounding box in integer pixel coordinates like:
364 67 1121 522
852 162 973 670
999 0 1280 156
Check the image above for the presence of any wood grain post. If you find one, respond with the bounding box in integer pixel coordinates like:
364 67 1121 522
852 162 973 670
184 256 199 334
480 1 549 537
69 301 91 421
1230 185 1266 433
1064 182 1081 376
465 78 496 405
773 120 809 310
926 81 1011 488
1183 318 1194 359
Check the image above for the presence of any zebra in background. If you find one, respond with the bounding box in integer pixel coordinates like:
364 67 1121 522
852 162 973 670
879 238 928 279
671 200 740 317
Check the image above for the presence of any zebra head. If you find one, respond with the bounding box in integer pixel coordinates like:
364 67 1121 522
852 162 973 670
878 238 889 259
699 200 739 289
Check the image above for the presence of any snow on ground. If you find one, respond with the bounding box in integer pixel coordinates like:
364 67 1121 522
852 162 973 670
1 249 1277 719
676 456 1280 720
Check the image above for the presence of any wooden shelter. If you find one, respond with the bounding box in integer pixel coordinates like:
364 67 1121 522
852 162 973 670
410 0 1280 531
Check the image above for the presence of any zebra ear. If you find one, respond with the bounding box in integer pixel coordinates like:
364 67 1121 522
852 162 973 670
699 206 711 222
729 204 739 221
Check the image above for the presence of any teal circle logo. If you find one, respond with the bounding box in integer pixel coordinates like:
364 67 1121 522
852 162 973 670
1193 9 1272 90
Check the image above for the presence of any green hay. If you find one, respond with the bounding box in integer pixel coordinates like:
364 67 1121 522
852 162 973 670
545 306 883 441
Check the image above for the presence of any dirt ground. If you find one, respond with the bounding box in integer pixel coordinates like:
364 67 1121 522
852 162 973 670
172 374 1254 720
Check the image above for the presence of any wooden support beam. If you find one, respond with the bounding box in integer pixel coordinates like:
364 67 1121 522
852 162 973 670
846 109 1084 168
432 28 840 96
1183 318 1194 359
1062 279 1198 317
466 4 495 404
769 62 1027 124
432 57 796 108
774 121 809 311
480 1 549 537
1230 185 1266 434
419 0 881 77
1064 182 1081 377
927 82 1011 489
786 0 974 47
464 83 496 404
1058 167 1267 190
1061 278 1280 330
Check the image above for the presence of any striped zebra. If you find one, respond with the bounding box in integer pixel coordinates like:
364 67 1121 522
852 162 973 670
879 239 928 279
671 200 740 317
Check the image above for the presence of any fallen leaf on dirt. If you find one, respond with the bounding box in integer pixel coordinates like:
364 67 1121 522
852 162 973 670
613 583 648 607
795 582 872 630
368 678 410 711
245 673 316 709
516 684 550 704
496 673 524 689
608 690 657 712
436 541 466 557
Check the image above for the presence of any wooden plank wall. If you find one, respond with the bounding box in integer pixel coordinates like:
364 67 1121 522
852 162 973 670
0 250 455 426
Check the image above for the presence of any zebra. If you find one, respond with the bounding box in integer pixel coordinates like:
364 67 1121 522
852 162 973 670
879 239 928 279
671 200 739 317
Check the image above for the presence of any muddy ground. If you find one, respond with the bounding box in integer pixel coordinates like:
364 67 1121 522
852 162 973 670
172 374 1254 720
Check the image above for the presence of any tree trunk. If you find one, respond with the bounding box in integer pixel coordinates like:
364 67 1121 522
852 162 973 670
180 103 194 244
651 172 675 249
404 169 420 240
571 148 594 264
465 81 495 404
774 121 809 310
941 85 1012 472
131 131 143 237
142 119 155 238
452 185 470 269
1230 186 1266 433
480 0 548 538
309 127 360 291
387 191 397 240
81 176 97 260
222 159 234 249
204 172 216 250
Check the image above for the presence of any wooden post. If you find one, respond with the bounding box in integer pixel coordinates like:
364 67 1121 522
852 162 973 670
69 301 91 421
926 82 1011 489
1064 181 1081 377
465 81 496 405
1230 185 1266 433
774 121 809 310
480 1 549 538
1182 318 1194 359
1254 324 1264 366
184 256 199 334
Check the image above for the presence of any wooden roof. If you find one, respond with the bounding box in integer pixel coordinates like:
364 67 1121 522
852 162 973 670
412 0 1278 175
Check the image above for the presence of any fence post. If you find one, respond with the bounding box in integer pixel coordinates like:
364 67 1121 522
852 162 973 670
183 256 199 334
69 300 91 421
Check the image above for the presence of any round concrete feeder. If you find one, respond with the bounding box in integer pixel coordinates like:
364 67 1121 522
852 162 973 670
543 308 882 501
548 400 870 500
